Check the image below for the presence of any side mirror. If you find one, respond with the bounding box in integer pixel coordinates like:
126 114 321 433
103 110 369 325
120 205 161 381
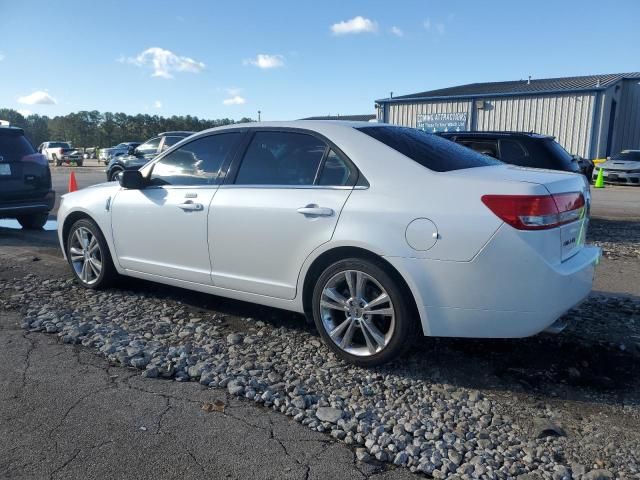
119 170 145 189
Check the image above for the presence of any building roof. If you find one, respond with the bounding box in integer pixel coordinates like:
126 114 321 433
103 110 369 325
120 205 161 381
378 72 640 103
300 114 376 122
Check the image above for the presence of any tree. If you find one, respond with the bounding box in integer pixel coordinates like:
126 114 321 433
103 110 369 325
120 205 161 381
0 108 255 148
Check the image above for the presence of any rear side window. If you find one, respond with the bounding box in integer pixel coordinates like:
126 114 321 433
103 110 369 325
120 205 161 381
317 149 353 186
526 139 578 172
235 131 327 185
458 139 499 158
357 126 501 172
150 133 240 186
0 133 36 162
499 139 530 166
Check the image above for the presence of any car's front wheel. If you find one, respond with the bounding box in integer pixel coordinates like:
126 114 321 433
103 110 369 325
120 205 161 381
66 219 117 289
312 258 417 367
17 212 49 230
108 167 123 182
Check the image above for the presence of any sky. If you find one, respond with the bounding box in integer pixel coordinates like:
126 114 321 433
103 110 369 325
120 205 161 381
1 0 639 121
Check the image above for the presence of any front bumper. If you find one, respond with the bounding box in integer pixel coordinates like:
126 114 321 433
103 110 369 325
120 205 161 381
0 190 55 218
592 170 640 185
385 225 600 338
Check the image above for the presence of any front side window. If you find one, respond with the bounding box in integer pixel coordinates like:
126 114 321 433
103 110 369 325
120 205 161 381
357 126 501 172
235 131 327 185
150 133 240 186
136 137 161 155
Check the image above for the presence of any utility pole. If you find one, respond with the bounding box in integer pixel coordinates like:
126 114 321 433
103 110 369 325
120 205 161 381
257 110 261 122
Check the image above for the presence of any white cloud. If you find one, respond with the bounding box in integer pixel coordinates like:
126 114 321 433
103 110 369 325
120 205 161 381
243 54 284 69
424 18 445 35
17 91 57 105
123 47 205 79
331 16 378 35
154 100 162 108
223 95 246 105
17 109 32 117
390 26 403 37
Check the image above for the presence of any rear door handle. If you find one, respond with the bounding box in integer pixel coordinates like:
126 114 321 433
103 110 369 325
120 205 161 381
297 204 334 217
178 201 204 211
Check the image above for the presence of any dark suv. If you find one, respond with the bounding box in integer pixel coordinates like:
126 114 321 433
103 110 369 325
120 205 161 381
437 131 593 179
0 126 55 229
105 131 193 181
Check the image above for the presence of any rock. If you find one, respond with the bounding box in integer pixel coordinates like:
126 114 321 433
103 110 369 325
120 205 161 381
315 407 343 423
533 417 566 438
583 470 614 480
226 333 243 345
393 451 409 465
227 381 245 396
355 448 371 463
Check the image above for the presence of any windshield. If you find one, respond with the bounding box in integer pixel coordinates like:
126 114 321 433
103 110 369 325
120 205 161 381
611 151 640 161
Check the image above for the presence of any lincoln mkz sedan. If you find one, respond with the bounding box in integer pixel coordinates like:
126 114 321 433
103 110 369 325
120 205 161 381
57 121 600 366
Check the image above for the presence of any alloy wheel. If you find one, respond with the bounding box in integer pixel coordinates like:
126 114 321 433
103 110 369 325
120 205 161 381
319 270 395 357
69 226 103 285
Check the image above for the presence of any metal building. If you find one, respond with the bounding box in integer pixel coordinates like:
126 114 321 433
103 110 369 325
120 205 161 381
375 73 640 159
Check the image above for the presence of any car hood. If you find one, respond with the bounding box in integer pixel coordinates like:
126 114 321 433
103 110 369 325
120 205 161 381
601 160 640 171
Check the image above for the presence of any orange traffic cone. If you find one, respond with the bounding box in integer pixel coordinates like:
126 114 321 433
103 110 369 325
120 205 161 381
68 171 78 192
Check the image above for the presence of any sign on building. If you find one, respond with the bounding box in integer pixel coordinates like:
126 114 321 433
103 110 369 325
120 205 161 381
416 112 468 132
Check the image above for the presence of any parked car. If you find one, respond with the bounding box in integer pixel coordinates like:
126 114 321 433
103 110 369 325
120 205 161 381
105 132 192 181
592 150 640 185
99 142 141 165
58 121 598 366
38 141 83 166
1 125 55 229
437 131 593 179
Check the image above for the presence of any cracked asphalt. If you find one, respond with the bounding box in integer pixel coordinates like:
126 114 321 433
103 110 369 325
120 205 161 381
0 309 414 479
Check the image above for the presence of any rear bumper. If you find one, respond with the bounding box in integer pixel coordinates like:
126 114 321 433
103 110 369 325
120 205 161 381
0 190 55 217
385 226 600 338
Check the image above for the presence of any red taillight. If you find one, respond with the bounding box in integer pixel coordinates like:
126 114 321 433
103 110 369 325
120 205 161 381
481 193 585 230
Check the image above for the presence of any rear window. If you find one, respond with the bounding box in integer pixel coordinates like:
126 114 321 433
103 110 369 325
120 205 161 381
538 139 579 172
48 142 70 149
357 126 501 172
0 132 36 162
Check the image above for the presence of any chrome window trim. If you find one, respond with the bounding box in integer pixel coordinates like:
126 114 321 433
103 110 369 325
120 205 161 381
218 184 368 190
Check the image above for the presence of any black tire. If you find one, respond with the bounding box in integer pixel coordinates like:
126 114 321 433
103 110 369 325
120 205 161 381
66 218 118 289
52 154 62 167
17 212 49 230
108 167 123 182
311 257 417 367
77 160 83 167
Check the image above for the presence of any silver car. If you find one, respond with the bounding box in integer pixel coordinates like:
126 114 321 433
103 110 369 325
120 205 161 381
593 150 640 185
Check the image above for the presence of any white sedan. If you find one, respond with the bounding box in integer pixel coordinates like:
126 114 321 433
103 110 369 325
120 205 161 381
57 121 600 366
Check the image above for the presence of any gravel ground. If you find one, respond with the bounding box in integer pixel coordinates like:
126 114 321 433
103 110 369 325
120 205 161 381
1 276 638 480
1 218 638 480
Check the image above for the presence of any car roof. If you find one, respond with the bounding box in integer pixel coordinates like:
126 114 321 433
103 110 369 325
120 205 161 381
192 120 386 138
438 131 553 140
0 125 25 135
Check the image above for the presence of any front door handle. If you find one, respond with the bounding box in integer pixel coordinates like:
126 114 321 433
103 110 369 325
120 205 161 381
178 201 204 211
297 204 334 217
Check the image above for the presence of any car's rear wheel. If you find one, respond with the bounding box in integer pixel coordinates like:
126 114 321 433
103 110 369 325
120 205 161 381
312 258 416 367
17 212 49 230
108 167 123 182
66 219 117 289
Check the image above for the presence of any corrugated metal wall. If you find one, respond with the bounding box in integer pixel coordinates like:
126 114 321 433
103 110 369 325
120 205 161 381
385 100 472 128
475 93 595 158
381 92 597 158
613 79 640 152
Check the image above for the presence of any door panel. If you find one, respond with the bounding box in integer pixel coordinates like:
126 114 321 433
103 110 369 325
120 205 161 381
111 187 217 284
209 187 351 299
